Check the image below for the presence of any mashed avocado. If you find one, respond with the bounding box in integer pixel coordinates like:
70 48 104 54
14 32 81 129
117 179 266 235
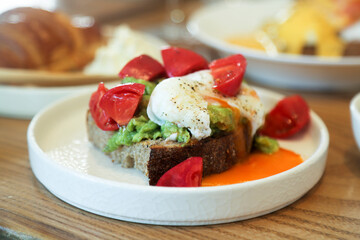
160 121 191 143
253 135 279 154
208 105 235 135
104 79 237 152
104 116 190 152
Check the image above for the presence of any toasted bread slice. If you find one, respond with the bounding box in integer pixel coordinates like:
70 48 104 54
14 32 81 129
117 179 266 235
86 111 252 185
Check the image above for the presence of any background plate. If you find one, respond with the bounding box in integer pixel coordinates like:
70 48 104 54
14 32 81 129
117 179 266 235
187 0 360 91
0 26 167 119
27 87 329 225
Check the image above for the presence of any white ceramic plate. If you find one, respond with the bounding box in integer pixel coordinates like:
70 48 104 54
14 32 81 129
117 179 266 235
187 0 360 91
27 87 329 226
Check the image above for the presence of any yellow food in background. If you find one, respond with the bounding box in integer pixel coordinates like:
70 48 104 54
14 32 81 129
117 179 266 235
227 0 348 57
228 34 266 51
276 1 344 56
228 30 279 55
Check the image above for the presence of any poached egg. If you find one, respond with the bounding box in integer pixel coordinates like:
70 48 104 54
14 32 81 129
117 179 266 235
147 70 264 140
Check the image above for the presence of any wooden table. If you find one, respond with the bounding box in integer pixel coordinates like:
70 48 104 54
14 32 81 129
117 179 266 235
1 2 360 239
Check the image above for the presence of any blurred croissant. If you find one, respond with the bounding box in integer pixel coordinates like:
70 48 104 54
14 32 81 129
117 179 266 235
0 7 102 71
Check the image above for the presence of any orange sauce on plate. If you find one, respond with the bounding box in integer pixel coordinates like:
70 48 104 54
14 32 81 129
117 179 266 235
201 148 303 187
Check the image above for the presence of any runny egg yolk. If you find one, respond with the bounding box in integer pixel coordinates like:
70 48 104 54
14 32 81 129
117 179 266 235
201 148 303 187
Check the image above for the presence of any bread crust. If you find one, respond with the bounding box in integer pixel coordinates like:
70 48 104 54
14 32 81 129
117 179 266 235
87 111 252 185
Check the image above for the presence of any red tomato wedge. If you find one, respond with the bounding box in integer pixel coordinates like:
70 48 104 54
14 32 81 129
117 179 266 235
99 83 146 126
89 82 119 131
161 47 208 77
260 95 310 138
209 54 247 97
156 157 203 187
118 54 166 81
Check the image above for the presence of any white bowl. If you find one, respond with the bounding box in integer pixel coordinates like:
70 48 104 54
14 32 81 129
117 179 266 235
27 87 329 226
187 0 360 91
350 93 360 150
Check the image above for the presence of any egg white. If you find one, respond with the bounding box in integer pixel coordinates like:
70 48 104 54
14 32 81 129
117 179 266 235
147 70 264 140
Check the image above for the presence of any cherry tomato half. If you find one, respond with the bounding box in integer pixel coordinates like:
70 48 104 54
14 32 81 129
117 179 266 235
161 47 208 77
118 54 166 81
209 54 247 97
89 82 119 131
260 95 310 138
156 157 203 187
99 83 145 126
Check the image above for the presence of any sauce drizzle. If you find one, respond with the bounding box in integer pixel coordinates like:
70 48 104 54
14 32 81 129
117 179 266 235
201 148 303 187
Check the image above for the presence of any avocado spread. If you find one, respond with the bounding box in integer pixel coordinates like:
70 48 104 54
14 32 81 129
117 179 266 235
208 104 235 135
104 78 237 152
104 116 191 152
253 135 279 154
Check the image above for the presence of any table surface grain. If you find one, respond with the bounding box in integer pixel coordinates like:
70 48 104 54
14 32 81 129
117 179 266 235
1 2 360 240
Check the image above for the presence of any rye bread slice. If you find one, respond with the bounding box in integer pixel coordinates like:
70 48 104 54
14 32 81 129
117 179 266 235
86 111 252 185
